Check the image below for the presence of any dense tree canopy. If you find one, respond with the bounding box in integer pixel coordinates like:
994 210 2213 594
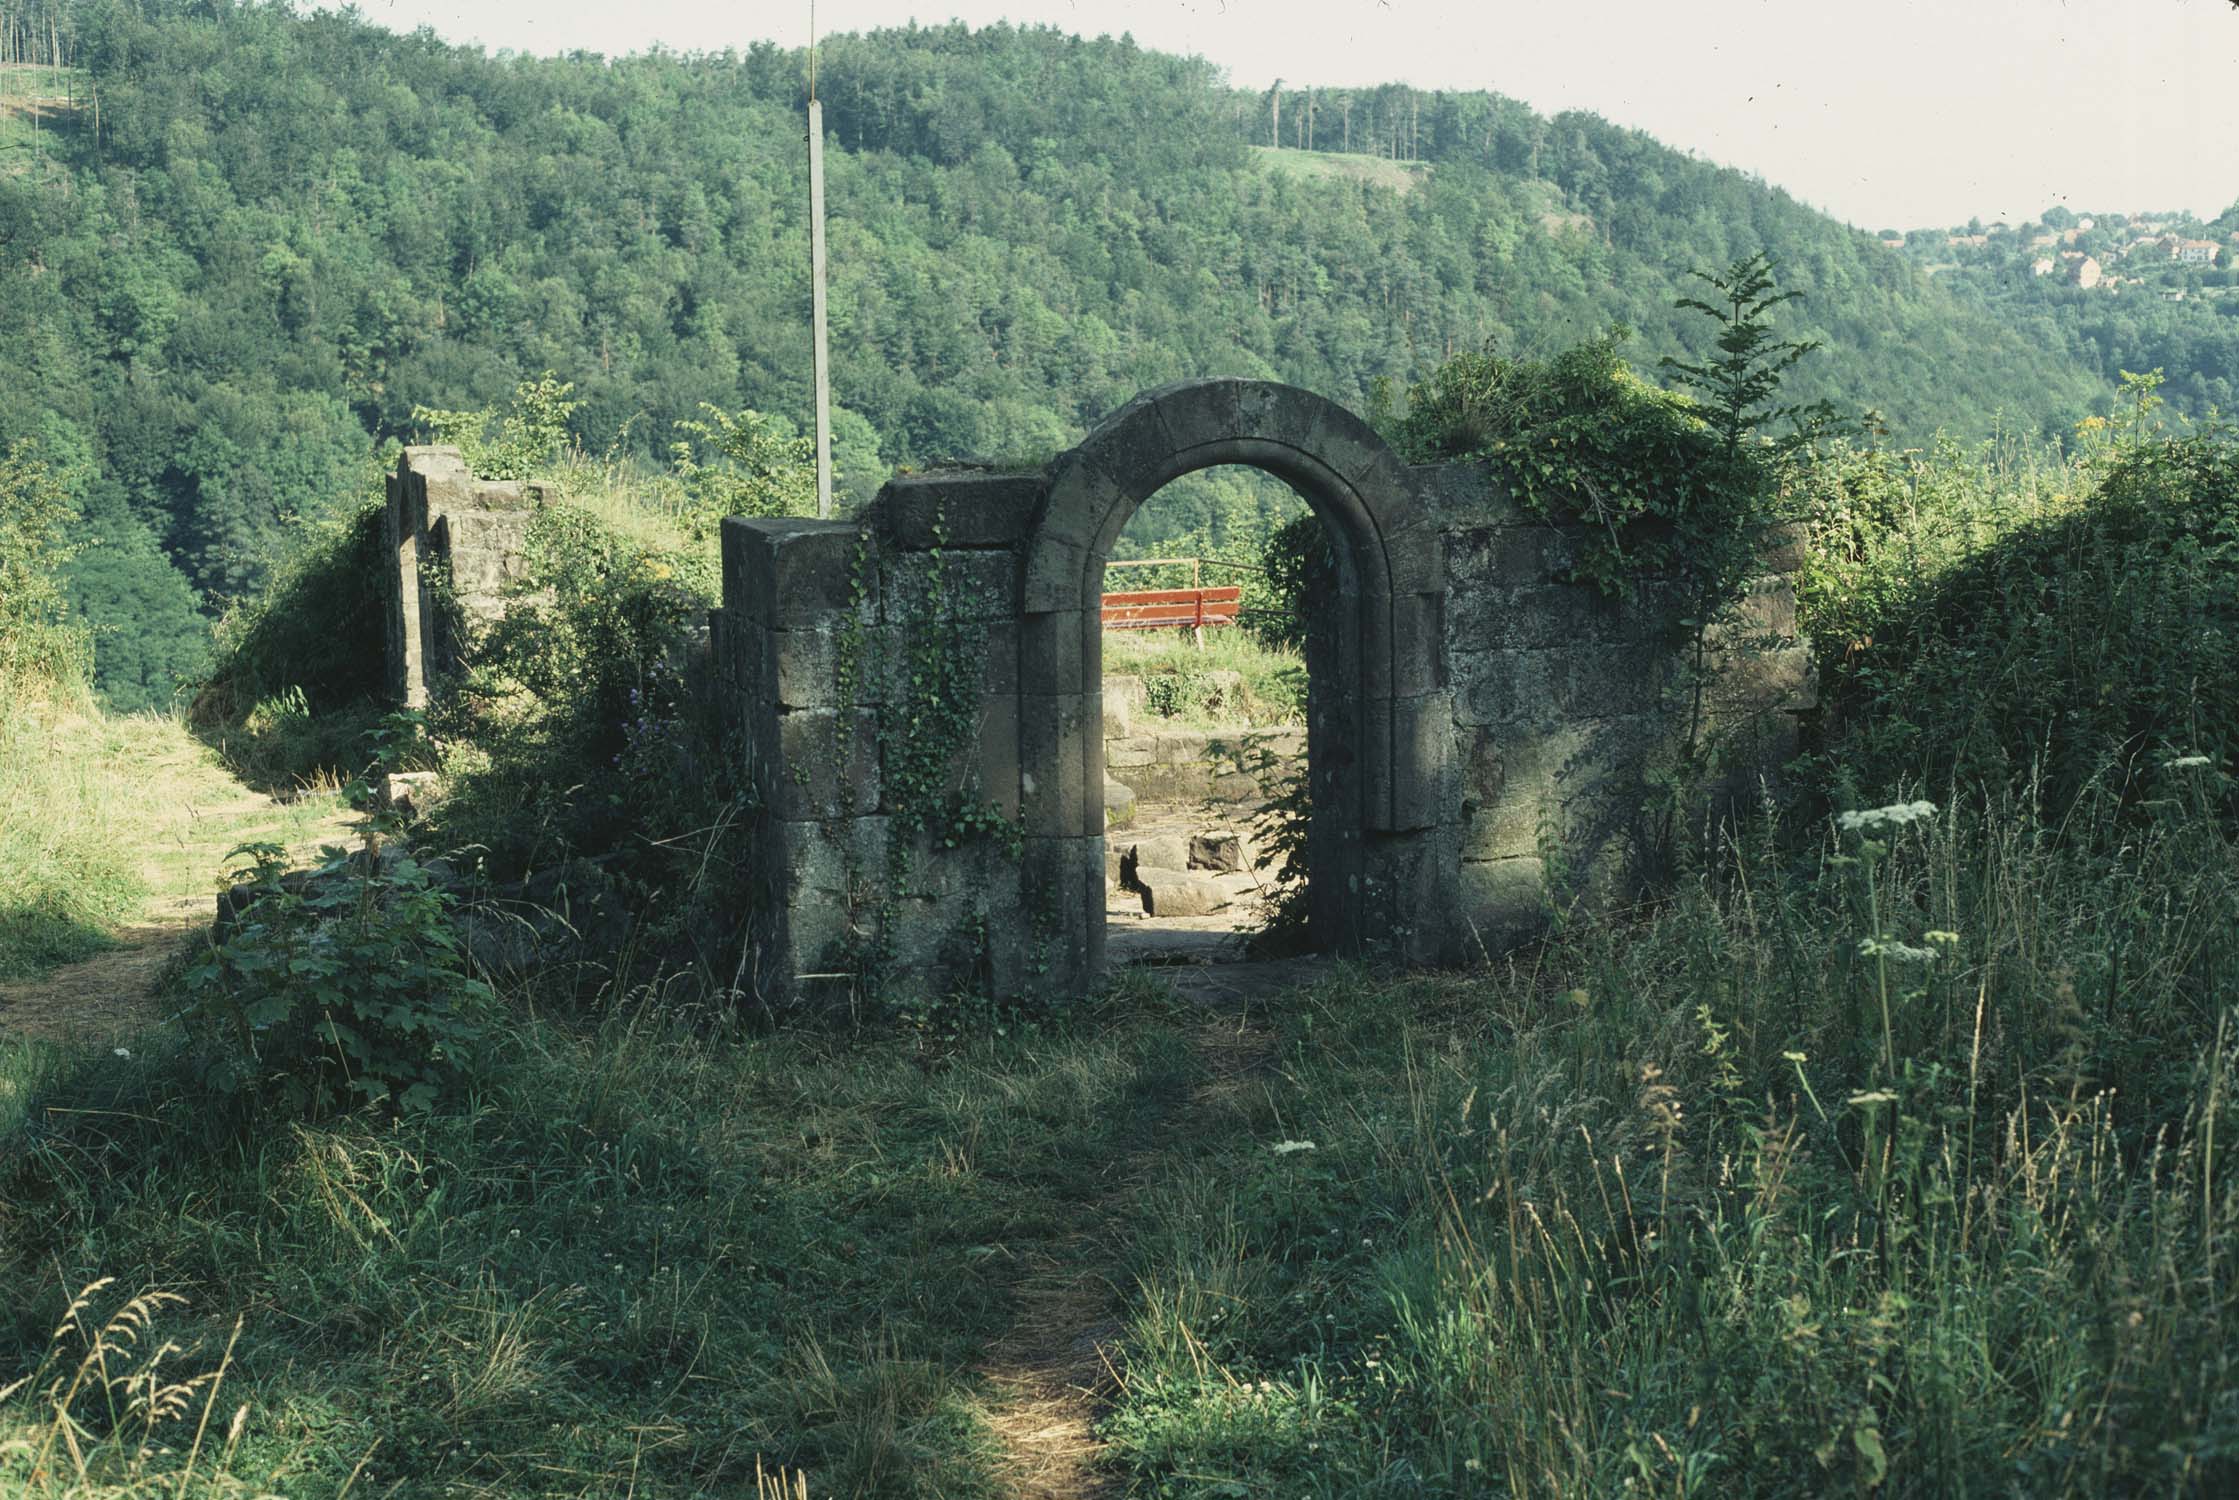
2 1 2121 707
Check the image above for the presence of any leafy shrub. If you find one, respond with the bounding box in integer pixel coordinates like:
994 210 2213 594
412 373 580 481
1396 258 1828 640
1807 398 2239 824
180 830 494 1116
669 404 820 537
1254 513 1333 654
1396 329 1770 616
1229 733 1311 956
428 498 727 878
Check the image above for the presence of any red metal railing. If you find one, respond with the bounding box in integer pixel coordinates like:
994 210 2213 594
1100 585 1243 632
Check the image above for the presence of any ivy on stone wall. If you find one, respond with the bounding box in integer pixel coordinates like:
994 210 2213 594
831 505 1025 1015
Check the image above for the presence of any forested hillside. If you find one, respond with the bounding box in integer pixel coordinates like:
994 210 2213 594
5 0 2116 708
1888 206 2239 420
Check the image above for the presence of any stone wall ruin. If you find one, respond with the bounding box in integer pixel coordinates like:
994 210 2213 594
384 380 1814 1006
712 379 1813 1006
382 445 545 709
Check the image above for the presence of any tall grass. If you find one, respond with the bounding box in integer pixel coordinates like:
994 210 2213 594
0 673 141 978
1100 786 2239 1494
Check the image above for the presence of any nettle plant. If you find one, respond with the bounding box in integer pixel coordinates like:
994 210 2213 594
180 718 493 1116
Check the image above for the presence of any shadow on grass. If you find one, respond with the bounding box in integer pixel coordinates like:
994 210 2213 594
0 989 1215 1498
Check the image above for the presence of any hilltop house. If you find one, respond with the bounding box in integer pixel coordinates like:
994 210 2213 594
2069 256 2104 290
2174 239 2222 265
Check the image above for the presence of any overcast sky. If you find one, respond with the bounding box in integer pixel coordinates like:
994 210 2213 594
351 0 2239 230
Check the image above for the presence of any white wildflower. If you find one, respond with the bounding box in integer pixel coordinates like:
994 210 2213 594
2168 755 2213 770
112 1047 131 1059
1858 935 1938 964
1268 1139 1317 1156
1837 800 1937 833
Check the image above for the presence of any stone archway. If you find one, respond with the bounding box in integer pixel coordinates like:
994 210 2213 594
1014 379 1457 978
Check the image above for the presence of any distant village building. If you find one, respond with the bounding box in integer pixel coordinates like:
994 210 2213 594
2174 239 2222 265
2069 256 2104 290
2031 256 2055 277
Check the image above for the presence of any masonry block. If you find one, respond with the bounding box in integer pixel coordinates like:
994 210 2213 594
1448 525 1579 590
763 621 886 710
1457 717 1667 865
1106 735 1158 769
1360 822 1461 963
1408 461 1523 528
1019 692 1092 838
1020 835 1099 987
981 620 1020 696
1018 609 1089 697
1391 593 1447 696
975 693 1022 817
1387 691 1459 833
723 516 873 629
1704 576 1800 649
1758 521 1811 575
1705 642 1818 715
1446 583 1622 654
1452 649 1558 731
880 471 1044 549
1458 856 1550 949
882 546 1020 626
770 708 879 821
1145 379 1245 456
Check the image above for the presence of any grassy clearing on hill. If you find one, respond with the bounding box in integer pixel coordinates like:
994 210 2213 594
4 782 2234 1494
6 394 2237 1496
0 682 356 984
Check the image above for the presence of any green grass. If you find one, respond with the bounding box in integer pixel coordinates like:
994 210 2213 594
1 672 352 981
1096 789 2239 1494
7 398 2238 1496
7 780 2234 1494
0 679 140 977
0 986 1217 1496
1103 630 1306 729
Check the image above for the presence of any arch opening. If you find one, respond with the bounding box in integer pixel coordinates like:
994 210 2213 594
1016 379 1456 986
1099 465 1314 964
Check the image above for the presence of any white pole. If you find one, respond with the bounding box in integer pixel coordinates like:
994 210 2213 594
807 32 834 518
